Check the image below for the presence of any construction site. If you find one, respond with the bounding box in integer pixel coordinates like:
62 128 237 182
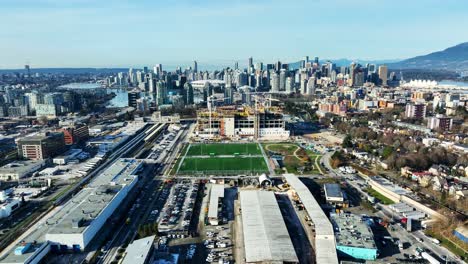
193 105 290 141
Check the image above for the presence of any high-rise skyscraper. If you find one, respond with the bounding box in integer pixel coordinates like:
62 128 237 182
156 81 167 105
255 62 263 71
24 65 31 77
248 57 253 73
378 65 388 86
153 64 163 76
128 91 140 108
279 69 287 91
184 82 194 104
193 61 198 73
285 77 294 93
307 77 316 95
275 61 282 71
270 72 280 92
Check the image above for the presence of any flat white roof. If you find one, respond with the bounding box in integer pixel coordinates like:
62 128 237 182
283 174 339 264
240 190 298 263
121 235 155 264
208 184 224 219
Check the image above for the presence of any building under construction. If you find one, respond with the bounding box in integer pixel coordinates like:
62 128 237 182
195 105 290 140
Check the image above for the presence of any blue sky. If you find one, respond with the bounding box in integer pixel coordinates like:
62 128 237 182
1 0 467 69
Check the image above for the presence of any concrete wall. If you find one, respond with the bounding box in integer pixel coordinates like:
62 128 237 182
367 177 445 220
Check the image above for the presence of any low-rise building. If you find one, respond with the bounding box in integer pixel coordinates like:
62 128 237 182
207 184 224 226
121 235 155 264
52 149 83 165
324 183 345 207
0 160 46 181
0 198 21 218
331 213 378 261
239 190 299 263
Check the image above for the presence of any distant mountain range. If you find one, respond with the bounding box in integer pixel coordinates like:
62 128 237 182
388 42 468 71
1 42 467 73
288 59 399 70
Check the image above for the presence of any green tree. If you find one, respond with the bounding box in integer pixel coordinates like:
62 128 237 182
382 146 394 159
342 135 353 148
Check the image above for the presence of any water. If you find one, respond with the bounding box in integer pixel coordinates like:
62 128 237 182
438 80 468 87
107 89 129 107
59 83 102 89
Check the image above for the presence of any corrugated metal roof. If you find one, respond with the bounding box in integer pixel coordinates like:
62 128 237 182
283 174 339 264
240 190 298 263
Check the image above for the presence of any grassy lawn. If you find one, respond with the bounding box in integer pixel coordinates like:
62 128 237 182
263 143 323 174
178 157 268 174
365 187 395 205
186 143 261 156
263 143 299 155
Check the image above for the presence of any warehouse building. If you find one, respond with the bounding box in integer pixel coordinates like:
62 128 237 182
121 235 155 264
0 160 46 181
207 184 224 226
45 158 142 249
331 213 378 261
283 174 339 264
0 158 143 264
52 149 83 165
239 190 298 263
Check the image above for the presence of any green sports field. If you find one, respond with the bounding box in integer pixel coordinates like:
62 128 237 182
186 143 262 156
178 157 268 174
176 143 268 175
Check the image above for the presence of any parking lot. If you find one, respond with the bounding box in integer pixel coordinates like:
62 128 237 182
158 180 200 236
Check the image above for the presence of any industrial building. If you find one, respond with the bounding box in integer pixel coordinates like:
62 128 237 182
0 160 46 181
283 174 339 264
121 235 156 264
0 158 143 264
0 198 20 218
389 203 427 220
207 184 224 226
45 158 142 249
52 149 83 165
331 213 378 261
324 183 345 206
195 106 290 140
16 132 66 160
239 190 298 263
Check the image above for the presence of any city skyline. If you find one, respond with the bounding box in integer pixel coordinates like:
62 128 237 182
1 0 468 68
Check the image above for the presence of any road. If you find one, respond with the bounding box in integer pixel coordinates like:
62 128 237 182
97 165 162 264
0 125 152 259
320 150 464 263
98 124 192 263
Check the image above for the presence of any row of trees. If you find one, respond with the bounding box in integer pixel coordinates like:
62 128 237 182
136 222 158 239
